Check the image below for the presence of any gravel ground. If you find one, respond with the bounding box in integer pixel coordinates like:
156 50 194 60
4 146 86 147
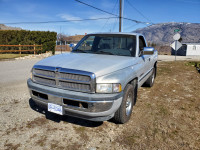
0 54 199 150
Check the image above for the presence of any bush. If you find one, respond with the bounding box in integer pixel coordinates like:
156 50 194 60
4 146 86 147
0 30 57 54
43 41 56 54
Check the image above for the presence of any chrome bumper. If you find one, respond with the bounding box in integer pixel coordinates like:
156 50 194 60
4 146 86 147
27 79 123 121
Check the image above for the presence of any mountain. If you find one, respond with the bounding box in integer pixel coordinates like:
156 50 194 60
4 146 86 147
0 24 21 30
134 22 200 45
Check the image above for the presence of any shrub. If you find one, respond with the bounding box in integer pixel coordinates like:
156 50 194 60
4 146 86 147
0 30 57 54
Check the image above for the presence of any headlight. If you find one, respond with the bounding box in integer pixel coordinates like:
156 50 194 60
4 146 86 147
96 83 122 93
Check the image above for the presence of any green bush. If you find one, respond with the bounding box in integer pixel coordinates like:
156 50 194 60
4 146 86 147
43 41 56 54
0 30 57 54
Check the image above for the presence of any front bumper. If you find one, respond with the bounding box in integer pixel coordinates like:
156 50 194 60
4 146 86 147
27 79 123 121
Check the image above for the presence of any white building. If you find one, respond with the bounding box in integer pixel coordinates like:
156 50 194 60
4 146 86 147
172 43 200 56
185 43 200 56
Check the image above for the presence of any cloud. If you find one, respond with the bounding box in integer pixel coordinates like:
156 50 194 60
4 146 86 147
58 14 82 22
62 27 97 35
89 14 117 24
57 12 117 29
56 12 119 33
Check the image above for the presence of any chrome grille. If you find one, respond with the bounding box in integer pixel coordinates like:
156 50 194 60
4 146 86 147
32 65 95 93
59 81 90 92
33 76 56 85
59 73 90 82
34 69 55 77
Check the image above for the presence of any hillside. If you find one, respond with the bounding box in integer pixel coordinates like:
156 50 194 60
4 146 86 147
0 24 21 30
134 22 200 45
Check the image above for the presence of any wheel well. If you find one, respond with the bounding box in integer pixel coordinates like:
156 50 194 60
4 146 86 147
154 61 157 78
128 78 138 105
129 78 138 88
154 61 157 68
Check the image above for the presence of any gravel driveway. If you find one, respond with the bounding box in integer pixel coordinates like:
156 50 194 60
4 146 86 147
0 55 199 150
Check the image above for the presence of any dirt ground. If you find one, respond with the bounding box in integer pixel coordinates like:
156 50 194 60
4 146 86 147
0 60 200 150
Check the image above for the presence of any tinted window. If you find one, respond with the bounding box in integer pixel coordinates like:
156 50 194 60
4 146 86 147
74 34 136 57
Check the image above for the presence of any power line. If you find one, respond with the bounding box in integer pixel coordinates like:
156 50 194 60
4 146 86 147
126 0 153 24
2 17 118 25
112 0 119 32
112 17 118 32
75 0 151 25
124 23 140 31
3 1 152 26
75 0 118 17
123 17 149 24
100 0 118 32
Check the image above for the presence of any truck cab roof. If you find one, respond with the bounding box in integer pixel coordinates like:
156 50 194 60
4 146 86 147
87 32 144 37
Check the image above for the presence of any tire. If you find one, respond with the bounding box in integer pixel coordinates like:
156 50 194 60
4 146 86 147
144 67 156 87
113 83 136 124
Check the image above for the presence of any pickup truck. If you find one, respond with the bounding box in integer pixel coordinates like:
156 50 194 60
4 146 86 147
27 32 158 124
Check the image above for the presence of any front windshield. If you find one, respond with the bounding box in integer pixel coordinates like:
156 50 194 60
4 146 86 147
73 34 136 57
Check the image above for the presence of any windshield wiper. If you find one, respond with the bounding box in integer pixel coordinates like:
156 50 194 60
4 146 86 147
73 49 87 53
95 51 114 55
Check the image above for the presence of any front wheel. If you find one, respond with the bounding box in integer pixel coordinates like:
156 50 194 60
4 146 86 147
113 84 136 124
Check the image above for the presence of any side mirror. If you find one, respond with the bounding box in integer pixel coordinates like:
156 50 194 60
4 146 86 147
143 47 154 55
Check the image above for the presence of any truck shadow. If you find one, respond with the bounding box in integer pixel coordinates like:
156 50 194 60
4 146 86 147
29 98 103 127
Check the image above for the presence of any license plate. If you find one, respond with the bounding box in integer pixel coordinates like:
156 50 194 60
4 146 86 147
48 103 63 115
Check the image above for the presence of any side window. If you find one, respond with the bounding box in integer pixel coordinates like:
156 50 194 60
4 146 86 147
139 36 146 56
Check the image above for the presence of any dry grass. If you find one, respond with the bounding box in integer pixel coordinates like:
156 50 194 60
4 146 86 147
116 61 200 149
155 45 171 55
35 135 47 147
26 117 48 128
0 54 29 60
73 126 89 142
4 142 21 150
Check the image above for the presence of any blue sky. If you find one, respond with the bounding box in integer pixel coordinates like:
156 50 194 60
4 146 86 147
0 0 200 35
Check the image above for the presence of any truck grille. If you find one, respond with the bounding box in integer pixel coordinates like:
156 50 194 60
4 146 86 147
33 76 56 85
59 73 90 82
34 69 55 77
59 81 90 92
32 66 95 93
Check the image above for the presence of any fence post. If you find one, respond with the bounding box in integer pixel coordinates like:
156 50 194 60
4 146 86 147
19 44 21 57
34 44 35 55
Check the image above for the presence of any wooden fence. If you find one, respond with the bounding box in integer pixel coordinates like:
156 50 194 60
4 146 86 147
55 45 71 51
0 44 42 56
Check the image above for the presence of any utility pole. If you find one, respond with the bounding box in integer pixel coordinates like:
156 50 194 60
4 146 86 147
119 0 124 32
119 0 122 32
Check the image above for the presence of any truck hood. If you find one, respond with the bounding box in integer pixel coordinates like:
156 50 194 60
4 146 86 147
35 52 137 77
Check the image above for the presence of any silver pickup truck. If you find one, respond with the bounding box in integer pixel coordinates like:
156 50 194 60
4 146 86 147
27 32 158 123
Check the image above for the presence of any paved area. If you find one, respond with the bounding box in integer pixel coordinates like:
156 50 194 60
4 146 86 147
0 59 40 86
158 55 200 61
